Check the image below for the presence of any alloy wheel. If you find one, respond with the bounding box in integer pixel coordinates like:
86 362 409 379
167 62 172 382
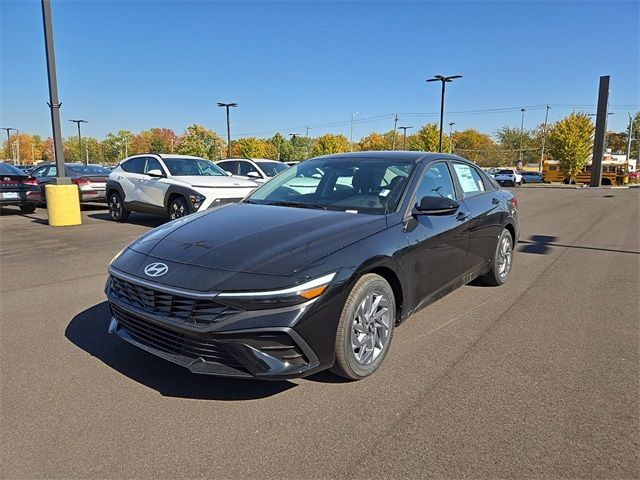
497 234 513 279
109 194 121 220
170 201 185 219
350 291 391 366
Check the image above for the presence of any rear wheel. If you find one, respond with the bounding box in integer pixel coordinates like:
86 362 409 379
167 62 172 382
20 204 36 214
331 274 395 380
482 228 514 286
108 192 129 222
168 197 188 220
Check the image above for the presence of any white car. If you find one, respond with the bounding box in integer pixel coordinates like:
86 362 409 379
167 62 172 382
106 154 258 222
217 158 289 184
493 168 523 187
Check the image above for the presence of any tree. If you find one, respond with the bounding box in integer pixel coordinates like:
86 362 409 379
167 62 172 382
102 130 134 164
451 129 497 166
132 128 178 154
606 131 627 154
268 133 293 161
230 137 277 159
496 126 539 165
176 124 225 160
407 123 445 152
546 113 594 182
311 134 350 156
356 132 390 151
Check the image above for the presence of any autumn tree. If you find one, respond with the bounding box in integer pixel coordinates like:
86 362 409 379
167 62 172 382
407 123 445 152
450 129 497 166
546 112 594 182
356 132 390 151
311 134 350 156
176 124 225 160
230 137 277 159
496 126 540 165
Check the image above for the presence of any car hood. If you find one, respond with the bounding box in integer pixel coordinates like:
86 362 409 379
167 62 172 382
171 175 258 188
127 203 387 276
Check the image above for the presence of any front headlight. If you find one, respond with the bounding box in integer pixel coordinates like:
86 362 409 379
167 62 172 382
216 272 336 310
189 193 206 210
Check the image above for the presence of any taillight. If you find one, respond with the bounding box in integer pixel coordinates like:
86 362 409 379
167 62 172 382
22 178 38 185
511 196 518 208
72 178 90 185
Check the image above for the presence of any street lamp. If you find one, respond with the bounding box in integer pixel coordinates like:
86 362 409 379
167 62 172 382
398 126 412 150
518 108 526 165
2 127 16 162
448 122 456 153
426 74 462 152
289 133 300 159
69 119 87 165
217 102 237 158
350 111 360 151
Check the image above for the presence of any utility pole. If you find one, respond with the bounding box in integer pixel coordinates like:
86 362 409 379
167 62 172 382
15 130 20 165
519 108 526 165
448 122 455 153
217 102 238 158
289 133 300 160
625 113 633 163
391 114 399 150
539 105 550 172
1 128 16 162
41 0 67 182
398 126 412 150
590 76 610 187
305 127 311 159
69 119 87 165
426 74 462 152
350 111 360 152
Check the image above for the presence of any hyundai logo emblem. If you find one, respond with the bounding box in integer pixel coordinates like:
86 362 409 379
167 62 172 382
144 262 169 277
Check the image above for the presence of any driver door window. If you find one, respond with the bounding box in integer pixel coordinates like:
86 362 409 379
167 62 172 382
415 162 456 202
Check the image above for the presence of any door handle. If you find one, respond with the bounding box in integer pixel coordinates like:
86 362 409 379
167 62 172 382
456 211 469 221
117 176 123 180
492 197 500 205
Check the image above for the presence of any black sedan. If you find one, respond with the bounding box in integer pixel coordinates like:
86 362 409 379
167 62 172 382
106 152 519 380
0 162 42 213
29 163 110 203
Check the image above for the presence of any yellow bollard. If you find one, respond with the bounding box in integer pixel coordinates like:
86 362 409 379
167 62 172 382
45 184 82 226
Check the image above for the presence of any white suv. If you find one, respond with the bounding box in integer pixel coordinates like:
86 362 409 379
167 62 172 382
493 168 523 187
106 154 258 222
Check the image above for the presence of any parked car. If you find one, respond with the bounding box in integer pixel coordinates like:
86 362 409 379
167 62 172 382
493 168 523 187
520 171 543 183
628 171 639 181
217 158 289 183
106 152 519 380
0 162 42 213
106 154 258 222
29 163 110 203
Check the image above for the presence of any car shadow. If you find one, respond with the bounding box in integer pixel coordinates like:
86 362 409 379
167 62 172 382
65 302 297 400
88 212 167 228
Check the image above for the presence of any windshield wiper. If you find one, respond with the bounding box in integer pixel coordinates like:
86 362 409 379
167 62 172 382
265 201 327 210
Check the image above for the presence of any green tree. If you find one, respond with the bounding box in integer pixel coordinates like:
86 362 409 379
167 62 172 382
451 129 497 166
356 132 390 151
546 113 594 182
176 124 225 160
102 130 134 164
496 126 539 165
407 123 446 152
230 137 277 159
311 134 349 156
268 133 293 161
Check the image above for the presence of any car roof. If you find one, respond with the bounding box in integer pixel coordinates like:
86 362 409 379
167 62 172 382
157 154 207 160
312 151 470 164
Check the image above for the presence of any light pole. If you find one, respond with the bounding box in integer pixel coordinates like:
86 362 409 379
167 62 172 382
448 122 455 153
518 108 526 165
626 113 634 163
15 130 20 164
2 128 16 162
350 111 360 151
69 119 87 164
289 133 300 160
398 126 412 150
217 102 237 158
539 105 550 172
426 74 462 152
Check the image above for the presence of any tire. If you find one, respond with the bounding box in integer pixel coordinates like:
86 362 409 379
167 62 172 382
20 204 36 214
330 274 396 380
108 191 129 222
168 196 188 220
481 228 514 286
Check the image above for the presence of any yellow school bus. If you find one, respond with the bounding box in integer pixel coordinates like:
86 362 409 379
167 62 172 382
542 158 630 185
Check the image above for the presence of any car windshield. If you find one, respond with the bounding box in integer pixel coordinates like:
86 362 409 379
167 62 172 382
246 157 415 215
0 163 26 175
256 161 289 177
163 157 226 176
498 169 515 174
67 164 111 175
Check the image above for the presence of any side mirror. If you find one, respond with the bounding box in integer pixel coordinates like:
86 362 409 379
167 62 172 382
226 171 233 176
247 171 261 179
413 196 459 216
147 169 164 178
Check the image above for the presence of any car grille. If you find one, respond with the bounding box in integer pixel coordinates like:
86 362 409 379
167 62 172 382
109 275 241 326
111 303 247 370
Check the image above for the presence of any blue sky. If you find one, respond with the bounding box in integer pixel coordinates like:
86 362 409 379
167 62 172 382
1 1 638 141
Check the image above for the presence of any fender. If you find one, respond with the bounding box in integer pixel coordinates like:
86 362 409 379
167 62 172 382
162 184 202 214
106 180 125 201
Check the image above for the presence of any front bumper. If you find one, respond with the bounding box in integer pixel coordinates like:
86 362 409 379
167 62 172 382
104 271 340 379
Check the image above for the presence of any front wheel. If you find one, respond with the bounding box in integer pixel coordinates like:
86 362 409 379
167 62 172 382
108 192 129 222
168 197 188 220
481 228 514 286
331 274 395 380
20 204 36 214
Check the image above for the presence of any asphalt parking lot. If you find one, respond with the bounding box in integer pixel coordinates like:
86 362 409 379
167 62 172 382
1 187 638 479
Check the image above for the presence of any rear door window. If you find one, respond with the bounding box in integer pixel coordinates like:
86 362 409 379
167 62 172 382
218 161 238 175
121 157 145 174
